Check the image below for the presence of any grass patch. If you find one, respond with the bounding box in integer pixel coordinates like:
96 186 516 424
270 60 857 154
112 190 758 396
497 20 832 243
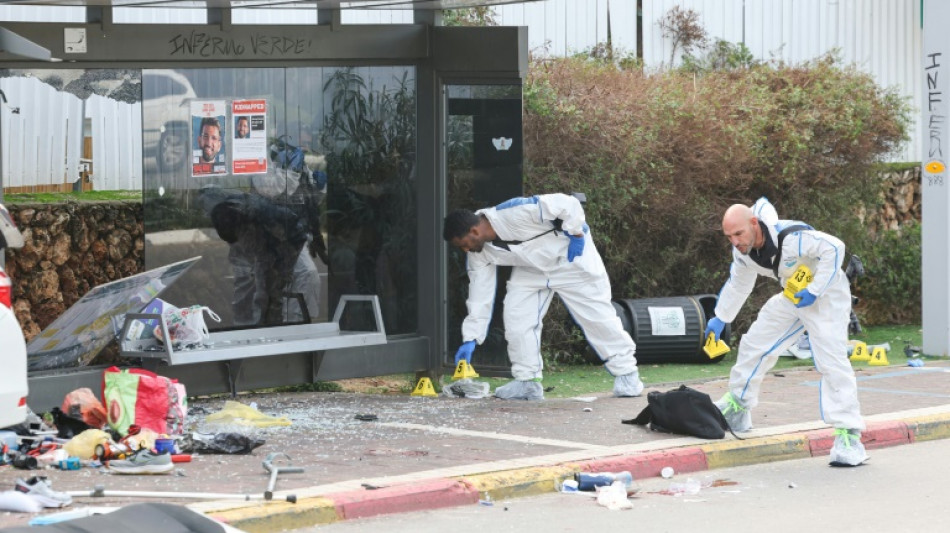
328 324 926 399
4 190 142 204
206 327 932 398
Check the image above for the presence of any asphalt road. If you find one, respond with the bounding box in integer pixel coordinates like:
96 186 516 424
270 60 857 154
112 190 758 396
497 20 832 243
299 438 950 533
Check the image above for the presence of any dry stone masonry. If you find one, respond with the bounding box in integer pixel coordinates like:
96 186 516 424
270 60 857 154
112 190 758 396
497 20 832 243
5 202 143 341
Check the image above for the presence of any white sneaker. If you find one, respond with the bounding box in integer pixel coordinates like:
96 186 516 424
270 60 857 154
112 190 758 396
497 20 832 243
715 392 752 432
613 372 644 397
494 380 544 400
14 476 72 508
829 428 868 467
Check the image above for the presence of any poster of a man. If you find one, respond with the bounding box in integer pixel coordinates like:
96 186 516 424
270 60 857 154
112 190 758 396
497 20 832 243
235 116 251 139
232 100 269 175
191 101 228 177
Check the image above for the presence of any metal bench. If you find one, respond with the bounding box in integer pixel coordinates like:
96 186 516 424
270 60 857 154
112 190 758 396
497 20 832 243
118 295 386 395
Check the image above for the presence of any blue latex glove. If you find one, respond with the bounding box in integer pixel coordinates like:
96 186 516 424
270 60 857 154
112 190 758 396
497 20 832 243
454 340 476 364
705 317 726 342
794 289 817 308
566 232 585 262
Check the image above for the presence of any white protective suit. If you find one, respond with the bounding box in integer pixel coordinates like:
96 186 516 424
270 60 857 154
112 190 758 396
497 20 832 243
460 193 638 381
714 197 864 431
229 242 321 326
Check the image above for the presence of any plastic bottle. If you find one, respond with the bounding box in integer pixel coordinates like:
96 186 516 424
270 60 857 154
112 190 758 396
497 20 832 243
574 471 634 492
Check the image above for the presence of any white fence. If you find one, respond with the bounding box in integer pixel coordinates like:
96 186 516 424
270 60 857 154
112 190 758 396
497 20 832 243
0 76 143 192
0 0 923 192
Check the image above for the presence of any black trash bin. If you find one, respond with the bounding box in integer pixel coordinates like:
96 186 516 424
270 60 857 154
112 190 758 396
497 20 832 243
613 294 731 364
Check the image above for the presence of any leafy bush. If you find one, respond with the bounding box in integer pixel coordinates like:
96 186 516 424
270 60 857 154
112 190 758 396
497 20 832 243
855 222 921 325
523 53 911 343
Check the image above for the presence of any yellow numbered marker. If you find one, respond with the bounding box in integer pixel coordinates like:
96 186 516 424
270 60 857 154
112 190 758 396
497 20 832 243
784 264 814 304
452 360 480 380
868 347 890 366
849 342 870 362
703 333 730 358
411 377 438 397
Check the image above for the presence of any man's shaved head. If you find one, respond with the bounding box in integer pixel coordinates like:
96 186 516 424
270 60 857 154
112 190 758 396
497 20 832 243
723 204 753 227
722 204 761 255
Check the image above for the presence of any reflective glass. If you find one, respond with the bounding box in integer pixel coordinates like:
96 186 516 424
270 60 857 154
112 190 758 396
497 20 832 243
143 67 417 334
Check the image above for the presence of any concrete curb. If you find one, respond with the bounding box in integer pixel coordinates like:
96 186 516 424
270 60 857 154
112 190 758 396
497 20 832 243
208 412 950 532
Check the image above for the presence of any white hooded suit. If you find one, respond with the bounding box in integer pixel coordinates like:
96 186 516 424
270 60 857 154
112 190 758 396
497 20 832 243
460 194 638 381
714 197 864 431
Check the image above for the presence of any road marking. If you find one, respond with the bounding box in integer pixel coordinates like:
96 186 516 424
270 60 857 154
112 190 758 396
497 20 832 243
378 422 612 450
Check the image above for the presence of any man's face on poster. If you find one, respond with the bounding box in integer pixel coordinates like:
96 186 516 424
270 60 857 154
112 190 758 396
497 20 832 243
198 124 222 162
237 118 250 138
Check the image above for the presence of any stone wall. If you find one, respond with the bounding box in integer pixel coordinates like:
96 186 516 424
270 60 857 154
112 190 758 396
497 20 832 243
865 166 921 235
5 202 144 341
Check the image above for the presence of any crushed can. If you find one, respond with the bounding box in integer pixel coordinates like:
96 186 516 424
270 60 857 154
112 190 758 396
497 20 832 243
574 471 634 491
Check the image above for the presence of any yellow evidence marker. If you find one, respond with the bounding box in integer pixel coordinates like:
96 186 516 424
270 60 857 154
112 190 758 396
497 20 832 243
452 360 480 380
784 264 814 305
411 377 438 397
849 342 870 362
703 332 730 358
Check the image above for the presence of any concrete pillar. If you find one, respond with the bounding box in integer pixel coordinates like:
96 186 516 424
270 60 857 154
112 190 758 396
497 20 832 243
922 0 950 356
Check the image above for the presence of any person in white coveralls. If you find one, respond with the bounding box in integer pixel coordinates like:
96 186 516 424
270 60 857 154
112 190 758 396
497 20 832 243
704 197 867 466
443 193 643 401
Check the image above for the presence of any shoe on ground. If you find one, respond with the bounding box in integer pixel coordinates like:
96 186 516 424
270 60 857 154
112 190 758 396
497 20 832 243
107 449 174 475
829 428 869 467
494 380 544 400
14 476 72 508
613 372 644 397
715 392 752 432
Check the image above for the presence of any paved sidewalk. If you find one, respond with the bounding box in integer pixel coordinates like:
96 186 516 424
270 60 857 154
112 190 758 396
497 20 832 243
2 360 949 532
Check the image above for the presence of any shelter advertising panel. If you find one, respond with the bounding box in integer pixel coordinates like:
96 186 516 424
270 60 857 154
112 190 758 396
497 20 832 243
232 99 268 175
191 100 228 177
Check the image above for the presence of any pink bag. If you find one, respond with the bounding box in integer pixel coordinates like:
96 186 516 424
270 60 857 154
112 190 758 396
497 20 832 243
101 366 188 435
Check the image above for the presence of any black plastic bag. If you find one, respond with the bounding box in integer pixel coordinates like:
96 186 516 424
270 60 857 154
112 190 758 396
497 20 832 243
623 385 739 440
179 432 265 454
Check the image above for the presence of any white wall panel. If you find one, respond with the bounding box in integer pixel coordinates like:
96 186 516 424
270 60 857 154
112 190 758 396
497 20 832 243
641 0 921 161
85 95 143 192
342 9 413 24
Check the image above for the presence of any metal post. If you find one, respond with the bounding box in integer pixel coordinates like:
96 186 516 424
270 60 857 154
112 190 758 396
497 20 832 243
922 0 950 356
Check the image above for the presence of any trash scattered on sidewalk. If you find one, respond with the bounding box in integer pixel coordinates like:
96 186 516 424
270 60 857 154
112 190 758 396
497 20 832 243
14 476 72 507
908 358 925 367
106 449 175 475
28 506 119 525
595 481 633 510
180 432 265 455
575 471 637 495
666 477 702 496
204 400 292 428
571 397 598 403
0 490 44 513
661 466 674 479
442 378 490 399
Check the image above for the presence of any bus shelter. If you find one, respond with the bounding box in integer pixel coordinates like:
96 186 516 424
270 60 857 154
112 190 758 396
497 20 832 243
2 0 529 402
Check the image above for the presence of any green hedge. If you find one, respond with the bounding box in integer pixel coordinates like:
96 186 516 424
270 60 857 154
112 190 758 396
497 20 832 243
523 54 913 347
